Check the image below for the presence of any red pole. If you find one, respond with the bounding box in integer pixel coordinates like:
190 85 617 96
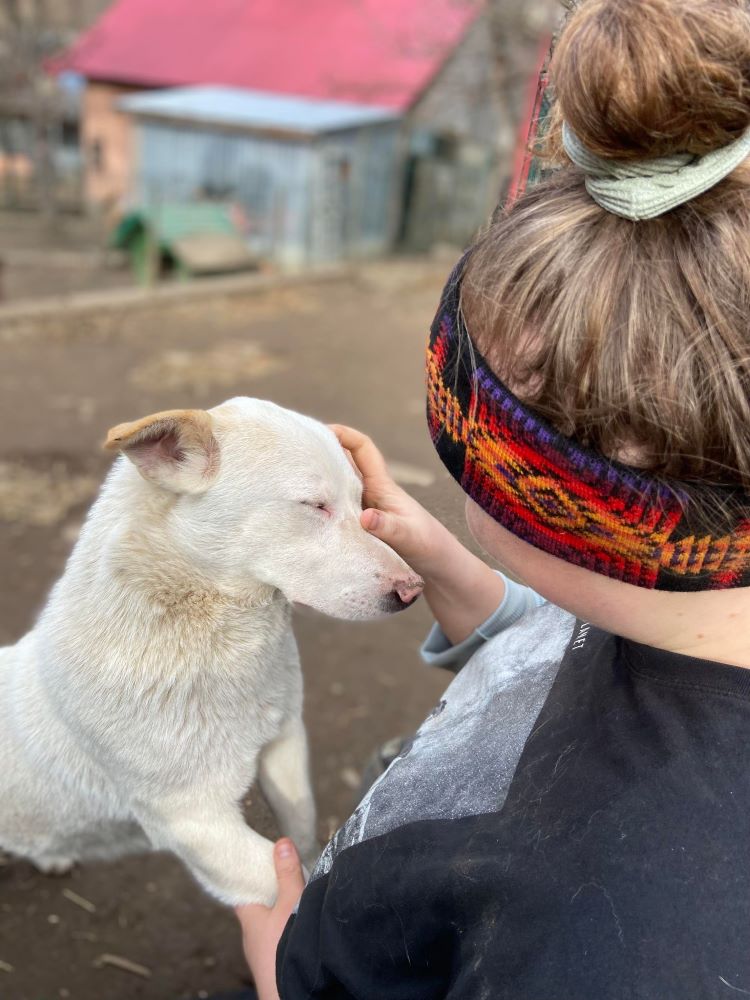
505 35 552 207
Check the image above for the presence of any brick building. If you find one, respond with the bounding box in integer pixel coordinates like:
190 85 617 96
0 0 110 209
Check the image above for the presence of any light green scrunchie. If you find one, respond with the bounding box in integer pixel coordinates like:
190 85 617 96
562 121 750 220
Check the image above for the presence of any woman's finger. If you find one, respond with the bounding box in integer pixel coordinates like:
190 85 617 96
233 839 305 936
234 900 266 934
329 424 391 482
360 508 405 548
273 838 306 908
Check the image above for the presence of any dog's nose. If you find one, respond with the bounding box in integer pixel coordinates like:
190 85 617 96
379 575 424 613
393 575 424 607
381 589 420 613
395 582 423 606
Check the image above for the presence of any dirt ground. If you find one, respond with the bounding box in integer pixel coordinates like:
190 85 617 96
0 253 479 999
0 210 132 304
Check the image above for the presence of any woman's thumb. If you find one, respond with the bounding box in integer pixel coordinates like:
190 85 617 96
361 507 400 544
274 839 305 903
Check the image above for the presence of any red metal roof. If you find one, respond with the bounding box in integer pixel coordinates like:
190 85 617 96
59 0 482 110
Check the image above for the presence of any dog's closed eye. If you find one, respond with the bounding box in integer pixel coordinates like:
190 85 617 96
300 500 332 516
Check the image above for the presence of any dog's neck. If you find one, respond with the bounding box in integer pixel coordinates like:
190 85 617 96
40 465 288 685
91 462 279 611
106 523 279 616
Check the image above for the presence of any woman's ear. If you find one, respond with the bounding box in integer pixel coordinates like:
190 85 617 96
104 409 220 494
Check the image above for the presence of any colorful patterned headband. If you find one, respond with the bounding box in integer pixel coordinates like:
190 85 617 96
426 263 750 591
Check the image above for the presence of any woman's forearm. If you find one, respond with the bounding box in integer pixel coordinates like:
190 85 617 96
421 524 506 645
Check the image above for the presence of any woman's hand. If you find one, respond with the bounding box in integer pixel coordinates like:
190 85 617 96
330 424 454 579
235 839 305 1000
331 425 506 645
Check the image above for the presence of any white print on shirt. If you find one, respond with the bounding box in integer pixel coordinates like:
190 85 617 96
572 622 591 651
313 603 576 881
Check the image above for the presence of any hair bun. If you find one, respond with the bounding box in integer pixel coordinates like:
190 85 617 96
551 0 750 160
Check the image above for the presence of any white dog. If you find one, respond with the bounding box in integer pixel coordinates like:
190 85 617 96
0 398 422 905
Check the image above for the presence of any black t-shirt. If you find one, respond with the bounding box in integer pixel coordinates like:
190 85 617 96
277 603 750 999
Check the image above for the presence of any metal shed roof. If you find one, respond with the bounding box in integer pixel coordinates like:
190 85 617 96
57 0 480 111
119 86 400 136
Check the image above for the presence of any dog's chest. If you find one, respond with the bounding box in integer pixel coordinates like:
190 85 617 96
43 599 301 792
152 611 296 716
137 628 298 789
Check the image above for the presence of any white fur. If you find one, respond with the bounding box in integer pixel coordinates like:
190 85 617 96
0 398 421 905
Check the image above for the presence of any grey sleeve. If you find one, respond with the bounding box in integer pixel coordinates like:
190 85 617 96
420 573 547 673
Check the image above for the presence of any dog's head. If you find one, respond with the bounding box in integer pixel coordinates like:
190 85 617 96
104 398 423 619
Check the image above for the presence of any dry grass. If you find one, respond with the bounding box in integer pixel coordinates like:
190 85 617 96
0 462 97 526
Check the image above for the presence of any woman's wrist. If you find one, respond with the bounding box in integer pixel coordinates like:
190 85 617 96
411 511 471 582
421 531 507 646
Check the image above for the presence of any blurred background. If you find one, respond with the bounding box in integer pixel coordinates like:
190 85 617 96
0 1 557 997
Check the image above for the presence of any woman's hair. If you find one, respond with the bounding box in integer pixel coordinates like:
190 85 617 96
462 0 750 487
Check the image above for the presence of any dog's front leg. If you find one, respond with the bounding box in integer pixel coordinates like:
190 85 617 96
136 799 279 906
258 715 319 870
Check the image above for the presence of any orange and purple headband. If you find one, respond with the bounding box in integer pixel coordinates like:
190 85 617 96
426 264 750 591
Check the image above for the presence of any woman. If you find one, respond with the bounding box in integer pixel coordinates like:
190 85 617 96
235 1 750 996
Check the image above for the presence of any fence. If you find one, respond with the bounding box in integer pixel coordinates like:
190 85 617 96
0 114 84 213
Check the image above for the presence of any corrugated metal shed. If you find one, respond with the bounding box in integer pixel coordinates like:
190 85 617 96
119 87 399 136
122 88 404 268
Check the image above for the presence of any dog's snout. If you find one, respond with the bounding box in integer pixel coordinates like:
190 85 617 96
381 591 412 613
380 577 423 613
395 582 423 606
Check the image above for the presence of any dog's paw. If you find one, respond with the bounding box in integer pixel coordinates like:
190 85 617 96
33 855 75 876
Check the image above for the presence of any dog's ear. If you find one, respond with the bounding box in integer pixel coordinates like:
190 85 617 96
104 409 219 494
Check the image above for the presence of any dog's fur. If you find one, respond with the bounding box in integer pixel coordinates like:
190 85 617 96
0 398 421 905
